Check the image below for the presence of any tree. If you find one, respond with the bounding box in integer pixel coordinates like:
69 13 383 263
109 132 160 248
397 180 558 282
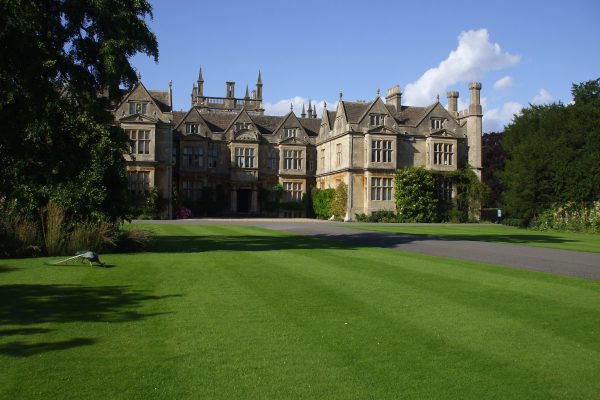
499 78 600 222
481 132 506 207
0 0 158 220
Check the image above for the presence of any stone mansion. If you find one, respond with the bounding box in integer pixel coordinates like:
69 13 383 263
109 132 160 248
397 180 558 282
113 67 482 219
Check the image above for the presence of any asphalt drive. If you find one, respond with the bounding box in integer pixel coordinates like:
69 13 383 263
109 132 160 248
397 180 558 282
139 219 600 281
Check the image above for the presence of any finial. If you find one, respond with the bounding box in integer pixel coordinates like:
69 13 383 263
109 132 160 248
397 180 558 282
324 101 327 109
136 71 142 81
290 103 293 111
376 88 380 97
168 80 172 87
198 66 203 82
244 84 249 99
301 104 306 118
339 90 343 99
257 70 262 84
436 94 440 102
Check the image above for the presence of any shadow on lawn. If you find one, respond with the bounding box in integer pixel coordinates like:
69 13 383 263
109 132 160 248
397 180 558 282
150 234 357 253
0 284 180 357
402 233 577 245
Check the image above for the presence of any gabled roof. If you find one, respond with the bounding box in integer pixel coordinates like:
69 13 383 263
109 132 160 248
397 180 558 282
149 90 172 113
298 118 320 136
252 115 285 135
395 106 428 126
342 101 370 123
172 111 187 127
200 113 237 132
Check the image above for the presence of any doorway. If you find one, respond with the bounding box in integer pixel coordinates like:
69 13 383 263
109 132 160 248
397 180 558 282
237 189 251 213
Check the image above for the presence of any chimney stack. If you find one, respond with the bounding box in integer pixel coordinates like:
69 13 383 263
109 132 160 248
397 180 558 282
469 82 482 115
446 91 459 116
385 85 402 111
226 81 235 99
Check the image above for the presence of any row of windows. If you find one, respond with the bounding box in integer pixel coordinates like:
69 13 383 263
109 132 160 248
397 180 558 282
178 146 312 170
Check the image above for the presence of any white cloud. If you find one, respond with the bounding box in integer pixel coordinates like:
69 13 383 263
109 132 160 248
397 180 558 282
493 76 513 91
404 29 520 106
531 88 553 104
263 97 337 117
483 101 523 132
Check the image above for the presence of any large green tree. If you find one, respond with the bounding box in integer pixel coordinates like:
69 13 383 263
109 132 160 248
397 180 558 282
0 0 158 220
499 78 600 222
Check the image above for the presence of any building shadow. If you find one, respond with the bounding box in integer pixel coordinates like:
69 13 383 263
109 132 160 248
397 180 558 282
149 234 358 253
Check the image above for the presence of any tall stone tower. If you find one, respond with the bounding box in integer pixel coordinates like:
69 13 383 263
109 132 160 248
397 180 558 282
464 82 482 179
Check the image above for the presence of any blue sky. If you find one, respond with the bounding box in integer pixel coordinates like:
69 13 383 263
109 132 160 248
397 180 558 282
132 0 600 132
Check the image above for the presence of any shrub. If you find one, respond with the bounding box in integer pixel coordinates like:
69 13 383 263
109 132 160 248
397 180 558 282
311 188 335 219
532 202 600 233
176 207 193 219
41 200 66 256
395 168 437 222
115 227 154 252
66 220 116 254
355 211 398 223
502 218 527 228
330 182 348 220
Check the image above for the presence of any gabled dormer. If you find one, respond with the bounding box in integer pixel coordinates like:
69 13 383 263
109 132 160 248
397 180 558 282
334 101 348 134
357 96 396 132
173 108 210 137
415 102 461 135
273 112 309 143
115 80 170 123
225 109 260 141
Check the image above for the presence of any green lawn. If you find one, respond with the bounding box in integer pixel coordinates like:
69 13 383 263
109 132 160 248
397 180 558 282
344 223 600 253
1 224 599 399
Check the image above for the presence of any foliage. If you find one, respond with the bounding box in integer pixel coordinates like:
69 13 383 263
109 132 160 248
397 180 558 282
499 78 600 223
501 218 527 228
260 184 284 213
330 182 348 220
442 166 489 222
0 0 158 222
481 132 506 207
532 202 600 233
311 188 335 219
0 198 151 257
394 167 438 222
115 226 154 252
355 211 398 223
0 198 41 257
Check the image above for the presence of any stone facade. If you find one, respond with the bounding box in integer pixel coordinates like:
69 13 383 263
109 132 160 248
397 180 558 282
113 68 482 219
